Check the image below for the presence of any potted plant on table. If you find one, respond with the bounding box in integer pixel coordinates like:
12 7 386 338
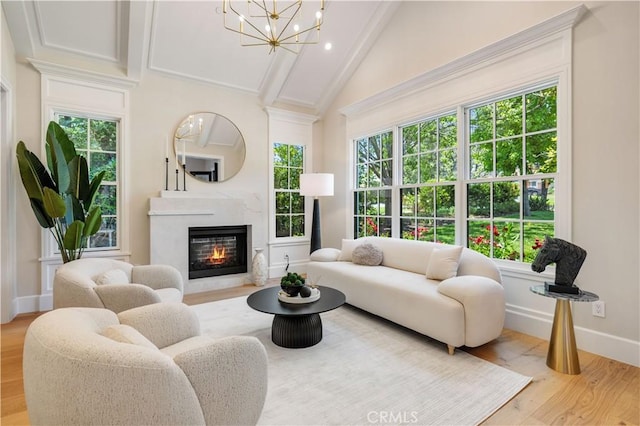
280 272 313 297
16 121 105 263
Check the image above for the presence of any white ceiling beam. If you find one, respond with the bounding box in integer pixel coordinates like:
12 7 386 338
258 48 299 107
124 0 152 81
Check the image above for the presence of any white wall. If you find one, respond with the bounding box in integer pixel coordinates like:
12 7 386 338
1 7 18 322
319 1 639 366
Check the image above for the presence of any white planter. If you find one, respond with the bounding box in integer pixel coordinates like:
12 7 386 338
252 248 267 286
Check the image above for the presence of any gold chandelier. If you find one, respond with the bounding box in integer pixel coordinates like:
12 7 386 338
223 0 325 54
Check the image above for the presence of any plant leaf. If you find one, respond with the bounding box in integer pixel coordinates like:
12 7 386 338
29 198 54 228
85 170 105 207
67 155 89 201
63 220 84 250
42 187 66 218
45 121 74 191
16 141 57 201
83 206 102 237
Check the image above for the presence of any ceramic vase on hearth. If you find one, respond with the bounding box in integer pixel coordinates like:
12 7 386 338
252 248 267 287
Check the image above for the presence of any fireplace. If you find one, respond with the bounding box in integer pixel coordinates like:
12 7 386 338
188 225 248 279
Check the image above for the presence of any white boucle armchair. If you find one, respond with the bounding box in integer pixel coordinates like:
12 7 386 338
53 258 184 313
23 302 268 426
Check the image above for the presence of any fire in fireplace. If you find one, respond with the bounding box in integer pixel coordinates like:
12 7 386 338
188 225 248 279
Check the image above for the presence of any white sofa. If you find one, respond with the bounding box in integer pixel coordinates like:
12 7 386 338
306 237 505 354
23 302 268 425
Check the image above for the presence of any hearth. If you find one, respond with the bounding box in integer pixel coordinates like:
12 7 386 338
188 225 248 279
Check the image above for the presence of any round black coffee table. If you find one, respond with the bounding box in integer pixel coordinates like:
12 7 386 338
247 286 345 348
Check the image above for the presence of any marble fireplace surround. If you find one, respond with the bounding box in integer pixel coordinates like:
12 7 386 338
148 191 265 294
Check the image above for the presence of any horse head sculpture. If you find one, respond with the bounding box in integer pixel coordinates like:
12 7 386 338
531 236 587 286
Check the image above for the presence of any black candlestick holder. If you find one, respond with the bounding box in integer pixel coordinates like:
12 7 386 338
182 163 187 191
164 158 169 190
175 168 179 191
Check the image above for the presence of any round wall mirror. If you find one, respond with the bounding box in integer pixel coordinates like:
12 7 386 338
174 112 246 182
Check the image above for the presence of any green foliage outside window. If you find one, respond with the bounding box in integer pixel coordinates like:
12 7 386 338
57 114 119 249
274 143 305 238
467 86 557 262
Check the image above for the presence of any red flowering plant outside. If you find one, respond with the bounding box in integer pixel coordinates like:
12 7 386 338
402 225 431 241
364 217 378 236
469 223 545 262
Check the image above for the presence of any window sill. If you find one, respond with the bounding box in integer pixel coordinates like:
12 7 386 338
494 259 554 282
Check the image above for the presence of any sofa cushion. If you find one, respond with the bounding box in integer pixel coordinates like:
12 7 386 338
352 243 383 266
426 246 463 280
94 269 129 285
338 239 365 261
310 248 341 262
102 324 157 349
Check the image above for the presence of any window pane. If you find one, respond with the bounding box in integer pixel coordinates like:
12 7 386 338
291 193 304 214
420 119 437 152
355 216 365 238
291 215 304 236
525 178 555 220
524 222 554 263
469 105 493 143
526 131 557 174
276 215 290 237
379 189 392 216
357 164 368 188
496 138 522 177
357 139 368 163
90 119 117 151
381 160 393 186
366 190 379 215
58 115 88 149
89 217 117 248
401 218 416 240
468 221 491 257
494 221 521 261
381 131 393 159
436 220 455 244
417 186 434 217
290 145 303 167
368 162 381 187
275 191 290 213
403 125 418 155
90 152 116 181
493 181 520 219
368 135 380 161
364 216 378 236
290 168 301 189
273 143 288 166
403 156 418 184
496 96 522 138
379 217 392 237
467 183 490 218
419 152 436 183
439 115 457 149
470 142 493 179
274 167 288 189
355 191 365 215
436 185 455 218
401 188 416 216
94 185 117 216
439 149 456 182
526 86 557 133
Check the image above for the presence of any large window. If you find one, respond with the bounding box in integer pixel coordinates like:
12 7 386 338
353 131 392 237
351 84 558 264
57 114 119 249
273 143 305 238
466 86 556 262
399 113 457 244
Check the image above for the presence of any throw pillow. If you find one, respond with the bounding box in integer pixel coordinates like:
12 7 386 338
426 245 463 280
102 324 157 349
310 248 341 262
337 239 362 262
94 269 129 285
352 243 383 266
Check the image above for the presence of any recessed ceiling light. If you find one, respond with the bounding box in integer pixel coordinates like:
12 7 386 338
324 42 332 51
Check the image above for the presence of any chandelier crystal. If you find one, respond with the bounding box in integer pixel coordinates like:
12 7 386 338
223 0 325 54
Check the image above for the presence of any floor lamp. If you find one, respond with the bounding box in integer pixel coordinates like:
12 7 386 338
300 173 334 254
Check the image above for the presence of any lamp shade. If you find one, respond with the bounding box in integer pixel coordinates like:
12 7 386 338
300 173 334 197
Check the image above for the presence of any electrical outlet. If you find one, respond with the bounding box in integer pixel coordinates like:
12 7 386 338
592 300 605 318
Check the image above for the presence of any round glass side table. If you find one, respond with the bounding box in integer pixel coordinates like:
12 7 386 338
530 284 598 374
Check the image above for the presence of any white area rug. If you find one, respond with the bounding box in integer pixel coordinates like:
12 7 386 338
191 297 531 426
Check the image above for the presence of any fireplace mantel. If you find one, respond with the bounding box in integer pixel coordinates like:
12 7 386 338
148 190 265 294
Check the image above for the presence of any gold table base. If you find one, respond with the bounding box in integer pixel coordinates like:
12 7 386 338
547 299 580 374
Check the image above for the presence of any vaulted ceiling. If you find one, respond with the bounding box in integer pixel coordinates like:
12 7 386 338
3 1 400 114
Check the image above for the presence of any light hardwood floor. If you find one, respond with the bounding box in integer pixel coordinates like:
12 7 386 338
2 281 638 425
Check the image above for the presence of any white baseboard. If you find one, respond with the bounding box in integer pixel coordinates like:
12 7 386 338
506 303 640 368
